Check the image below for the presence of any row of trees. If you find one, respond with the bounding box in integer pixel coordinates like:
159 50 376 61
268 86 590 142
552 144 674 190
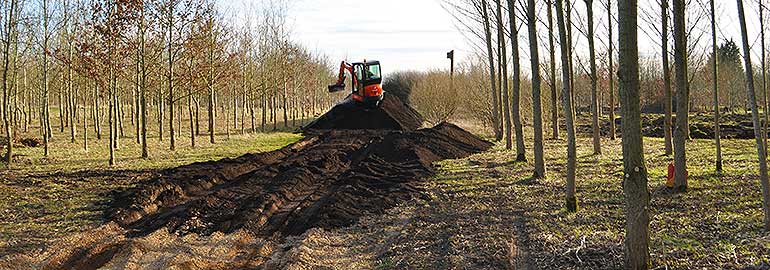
446 0 770 267
0 0 340 168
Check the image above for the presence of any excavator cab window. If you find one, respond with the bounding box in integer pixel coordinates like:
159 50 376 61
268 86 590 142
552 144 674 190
354 64 364 82
366 63 381 80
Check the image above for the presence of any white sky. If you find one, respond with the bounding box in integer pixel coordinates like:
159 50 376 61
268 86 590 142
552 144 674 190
287 0 466 74
220 0 770 74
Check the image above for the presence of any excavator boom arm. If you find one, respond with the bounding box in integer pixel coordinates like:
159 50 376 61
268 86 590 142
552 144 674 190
328 61 354 93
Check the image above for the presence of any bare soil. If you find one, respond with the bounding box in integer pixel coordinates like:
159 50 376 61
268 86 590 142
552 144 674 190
2 95 491 269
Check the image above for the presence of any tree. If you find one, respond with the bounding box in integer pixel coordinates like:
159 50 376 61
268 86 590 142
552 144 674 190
556 0 578 212
41 0 52 157
711 0 722 172
547 0 559 140
139 1 148 159
762 0 769 154
662 0 673 156
527 0 545 178
2 0 19 168
618 0 651 267
481 0 501 141
607 0 615 141
672 0 688 192
737 0 770 231
507 0 526 161
586 0 601 155
496 0 512 150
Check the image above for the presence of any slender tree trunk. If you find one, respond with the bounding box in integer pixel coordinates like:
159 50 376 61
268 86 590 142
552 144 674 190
711 0 722 172
566 0 576 120
762 0 769 155
108 2 116 165
496 0 512 150
556 0 578 212
282 84 287 129
94 82 101 139
481 0 501 140
82 102 87 151
2 0 16 168
208 20 216 144
42 0 50 157
140 7 148 159
662 0 673 155
168 6 175 151
548 1 559 140
737 0 770 231
586 0 601 154
58 83 63 132
618 0 651 266
529 0 546 178
673 0 688 191
608 0 616 140
508 0 526 161
158 73 163 141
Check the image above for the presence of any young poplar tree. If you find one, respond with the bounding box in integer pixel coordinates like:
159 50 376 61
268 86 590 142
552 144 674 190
527 0 545 178
507 0 526 161
556 0 578 212
673 0 688 191
737 0 770 231
618 0 651 267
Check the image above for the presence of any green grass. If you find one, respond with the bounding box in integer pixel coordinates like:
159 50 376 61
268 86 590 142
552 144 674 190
423 132 770 269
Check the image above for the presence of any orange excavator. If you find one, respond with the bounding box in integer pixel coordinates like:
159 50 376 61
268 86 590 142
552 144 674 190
328 60 384 108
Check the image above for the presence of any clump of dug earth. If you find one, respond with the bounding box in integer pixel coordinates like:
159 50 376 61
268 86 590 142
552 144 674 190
2 94 491 270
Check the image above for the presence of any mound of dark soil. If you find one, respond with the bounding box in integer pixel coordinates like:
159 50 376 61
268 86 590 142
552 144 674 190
303 94 424 131
23 92 490 269
110 123 491 239
18 137 41 147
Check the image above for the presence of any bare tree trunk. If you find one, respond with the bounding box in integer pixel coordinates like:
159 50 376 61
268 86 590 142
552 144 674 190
496 0 512 150
208 18 216 144
556 0 578 212
2 0 17 168
140 6 148 159
547 1 559 140
662 0 673 155
566 1 576 119
167 4 175 151
158 74 163 141
508 0 526 161
673 0 688 191
586 0 601 154
42 0 50 157
711 0 722 172
608 0 616 140
108 1 116 165
529 0 546 178
618 0 651 266
762 0 769 155
737 0 770 231
188 57 195 148
58 82 63 132
94 82 101 139
481 0 501 141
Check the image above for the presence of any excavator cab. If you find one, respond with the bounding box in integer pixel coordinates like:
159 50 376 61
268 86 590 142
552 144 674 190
328 60 385 108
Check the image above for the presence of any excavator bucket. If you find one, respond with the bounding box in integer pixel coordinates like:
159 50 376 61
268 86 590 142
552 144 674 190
328 83 345 93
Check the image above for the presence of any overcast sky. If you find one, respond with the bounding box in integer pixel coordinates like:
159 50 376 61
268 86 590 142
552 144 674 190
287 0 466 74
223 0 769 74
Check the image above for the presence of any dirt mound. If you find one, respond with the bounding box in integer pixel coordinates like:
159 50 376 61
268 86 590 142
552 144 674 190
303 94 424 131
8 94 490 269
111 123 490 239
